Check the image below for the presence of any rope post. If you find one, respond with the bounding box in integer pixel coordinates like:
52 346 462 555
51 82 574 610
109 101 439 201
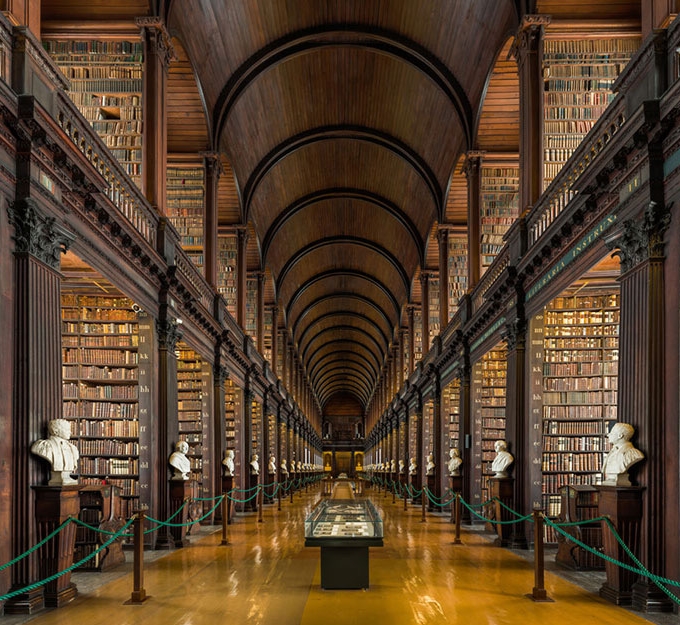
126 512 148 604
453 494 462 545
220 496 229 546
392 482 396 504
421 488 426 522
404 482 408 511
290 480 294 504
257 485 264 523
526 507 554 602
277 484 282 511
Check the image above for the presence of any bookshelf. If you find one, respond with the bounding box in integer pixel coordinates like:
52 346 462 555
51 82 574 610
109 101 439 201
428 276 440 344
539 289 619 538
448 234 468 312
443 379 461 453
263 307 273 364
167 164 205 275
413 309 423 364
555 485 604 570
472 346 507 505
246 276 258 340
480 166 519 273
43 40 144 188
61 292 146 520
176 342 205 486
543 36 640 189
225 378 237 454
217 235 238 317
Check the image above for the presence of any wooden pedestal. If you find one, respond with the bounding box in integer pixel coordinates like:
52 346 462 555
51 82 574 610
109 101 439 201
426 474 436 511
33 485 80 607
490 477 514 547
169 480 194 548
247 474 259 511
449 475 463 522
596 485 643 606
220 475 234 524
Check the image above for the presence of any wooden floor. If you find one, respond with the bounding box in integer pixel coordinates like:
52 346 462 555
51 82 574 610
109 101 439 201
7 484 674 625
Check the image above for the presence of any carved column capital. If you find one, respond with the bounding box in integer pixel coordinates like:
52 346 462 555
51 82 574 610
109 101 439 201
156 318 183 351
135 17 175 66
201 151 224 178
7 198 74 268
463 151 485 179
502 318 527 352
214 364 229 385
509 14 551 61
608 201 672 273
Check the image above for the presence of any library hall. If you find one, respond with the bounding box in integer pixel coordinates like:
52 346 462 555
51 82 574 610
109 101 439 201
0 1 679 624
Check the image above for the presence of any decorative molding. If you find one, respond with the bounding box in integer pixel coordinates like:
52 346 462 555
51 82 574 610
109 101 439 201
502 318 526 352
509 14 551 62
214 364 229 385
7 198 74 268
609 201 672 273
134 17 176 65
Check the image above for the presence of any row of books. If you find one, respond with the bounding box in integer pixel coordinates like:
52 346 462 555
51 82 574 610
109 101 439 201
545 309 619 323
63 348 138 365
544 405 617 421
542 452 602 472
542 361 618 376
79 439 139 455
64 401 139 419
543 390 617 404
79 457 139 475
544 376 617 391
75 419 139 438
543 435 607 451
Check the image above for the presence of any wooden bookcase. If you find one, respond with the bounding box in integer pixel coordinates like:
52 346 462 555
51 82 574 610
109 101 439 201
428 276 440 344
246 276 258 340
167 163 206 275
538 288 619 541
447 234 468 312
217 234 238 317
43 40 143 188
176 343 204 484
443 379 461 453
472 347 507 505
480 165 519 274
61 292 149 520
413 309 423 364
542 36 640 189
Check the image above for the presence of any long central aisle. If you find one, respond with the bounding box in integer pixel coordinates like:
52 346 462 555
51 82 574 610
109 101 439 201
18 485 658 625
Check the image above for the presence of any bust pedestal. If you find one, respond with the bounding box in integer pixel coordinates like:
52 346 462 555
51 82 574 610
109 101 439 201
247 473 259 512
169 479 194 548
596 485 644 606
449 475 463 522
490 477 514 547
33 485 80 607
426 474 436 511
220 475 234 524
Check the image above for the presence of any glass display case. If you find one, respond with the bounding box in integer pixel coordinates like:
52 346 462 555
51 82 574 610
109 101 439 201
304 499 383 589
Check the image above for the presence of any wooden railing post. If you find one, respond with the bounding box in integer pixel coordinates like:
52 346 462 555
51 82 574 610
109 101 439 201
126 512 148 604
221 496 229 546
527 508 553 602
453 494 462 545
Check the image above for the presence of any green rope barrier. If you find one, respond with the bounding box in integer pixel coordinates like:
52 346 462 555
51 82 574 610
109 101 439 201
458 496 531 524
423 487 457 508
145 496 226 528
494 497 534 520
226 487 261 504
262 483 281 499
0 518 74 572
0 517 135 602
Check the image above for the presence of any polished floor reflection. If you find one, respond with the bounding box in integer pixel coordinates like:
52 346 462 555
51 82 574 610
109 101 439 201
6 484 671 625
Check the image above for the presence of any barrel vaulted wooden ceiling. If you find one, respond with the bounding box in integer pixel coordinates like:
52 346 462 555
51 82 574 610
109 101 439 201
41 0 642 415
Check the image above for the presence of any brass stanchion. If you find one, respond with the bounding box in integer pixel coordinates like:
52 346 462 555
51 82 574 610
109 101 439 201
221 496 229 546
126 512 148 604
453 494 462 545
526 508 553 602
257 485 264 523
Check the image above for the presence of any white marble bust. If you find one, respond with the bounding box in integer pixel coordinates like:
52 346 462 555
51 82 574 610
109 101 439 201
268 454 276 474
250 453 260 476
31 418 80 486
408 457 417 476
222 449 235 476
426 453 435 476
169 440 191 480
491 440 514 477
448 448 462 476
601 422 644 486
390 459 396 473
280 458 289 476
398 459 405 474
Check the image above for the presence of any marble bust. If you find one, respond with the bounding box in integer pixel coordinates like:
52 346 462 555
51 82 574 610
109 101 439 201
250 453 260 476
601 422 644 486
169 440 191 480
268 454 276 474
31 418 80 486
448 448 462 476
222 449 235 476
491 440 514 477
390 459 396 473
408 457 417 476
399 459 405 474
425 453 435 476
280 458 289 476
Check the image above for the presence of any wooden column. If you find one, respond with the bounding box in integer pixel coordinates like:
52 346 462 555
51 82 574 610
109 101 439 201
457 344 472 522
610 200 672 612
236 227 247 328
281 332 288 389
202 152 222 288
420 272 431 355
256 271 265 354
153 313 181 549
136 18 173 211
5 199 73 614
437 228 449 327
510 15 550 212
463 152 483 289
271 305 279 376
432 376 442 503
414 394 424 501
502 317 528 548
407 305 415 376
241 384 254 506
212 362 227 520
399 329 406 385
